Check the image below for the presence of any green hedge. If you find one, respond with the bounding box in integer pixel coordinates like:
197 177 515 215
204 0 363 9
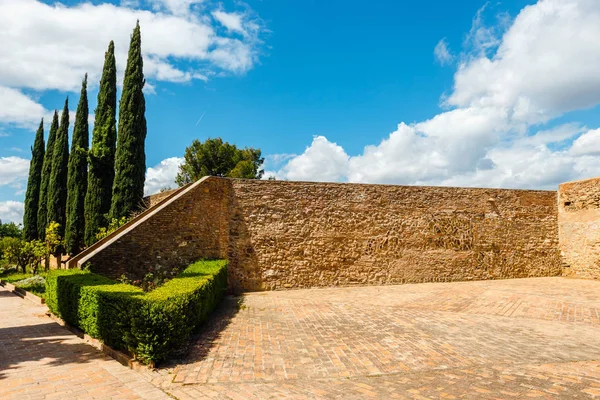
45 260 228 364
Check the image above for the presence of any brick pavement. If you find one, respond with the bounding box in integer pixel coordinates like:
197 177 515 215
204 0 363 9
3 277 600 399
0 287 171 400
156 277 600 399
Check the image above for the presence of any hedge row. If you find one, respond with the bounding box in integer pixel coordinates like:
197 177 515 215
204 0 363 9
45 260 228 364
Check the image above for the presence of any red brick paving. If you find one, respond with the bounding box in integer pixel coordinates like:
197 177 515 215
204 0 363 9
157 277 600 399
3 277 600 399
0 288 170 400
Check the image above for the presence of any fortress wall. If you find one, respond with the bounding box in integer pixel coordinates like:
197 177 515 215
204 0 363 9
80 177 562 291
81 177 231 280
228 180 561 291
558 177 600 279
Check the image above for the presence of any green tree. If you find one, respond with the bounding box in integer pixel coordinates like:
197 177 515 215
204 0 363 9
175 138 264 186
44 222 62 271
37 111 59 239
47 98 70 244
23 120 45 241
85 41 118 246
0 237 43 274
65 75 89 255
111 22 147 220
0 220 22 238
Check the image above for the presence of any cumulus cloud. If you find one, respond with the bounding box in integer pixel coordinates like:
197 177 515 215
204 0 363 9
570 128 600 156
0 201 24 224
448 0 600 123
0 157 29 187
267 0 600 190
0 0 264 126
0 86 49 129
144 157 184 195
276 136 349 182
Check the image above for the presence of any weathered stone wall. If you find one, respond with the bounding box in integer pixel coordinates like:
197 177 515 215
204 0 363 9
82 177 562 291
84 177 231 280
228 180 561 291
143 188 179 209
558 177 600 279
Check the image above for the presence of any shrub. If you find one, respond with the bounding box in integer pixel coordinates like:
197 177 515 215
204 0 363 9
45 259 227 364
95 217 129 242
14 275 46 297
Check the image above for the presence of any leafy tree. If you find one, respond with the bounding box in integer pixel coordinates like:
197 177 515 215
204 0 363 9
65 75 89 255
38 111 59 239
47 98 70 244
175 138 264 186
0 220 23 239
0 237 44 273
95 217 129 242
23 120 45 241
111 22 147 220
85 41 117 246
44 222 62 271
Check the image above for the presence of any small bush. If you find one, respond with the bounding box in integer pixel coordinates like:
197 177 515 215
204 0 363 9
45 259 227 364
14 275 46 297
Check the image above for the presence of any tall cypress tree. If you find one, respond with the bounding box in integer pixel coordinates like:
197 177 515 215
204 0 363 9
85 41 117 246
65 76 89 255
111 22 147 220
23 119 45 241
47 98 70 241
37 111 59 240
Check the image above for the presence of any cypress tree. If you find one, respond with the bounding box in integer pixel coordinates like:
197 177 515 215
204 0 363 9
23 119 45 241
65 75 89 255
37 111 59 240
85 41 117 246
111 22 147 220
47 98 70 241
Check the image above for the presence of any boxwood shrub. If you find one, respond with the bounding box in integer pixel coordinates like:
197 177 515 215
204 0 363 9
45 260 228 364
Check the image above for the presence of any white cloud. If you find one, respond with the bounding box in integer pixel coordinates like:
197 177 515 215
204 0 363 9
434 38 453 65
0 0 264 129
276 136 349 182
0 201 24 224
144 157 184 195
0 86 48 129
449 0 600 124
0 0 263 95
212 10 245 34
149 0 204 16
269 0 600 190
570 128 600 156
0 157 29 187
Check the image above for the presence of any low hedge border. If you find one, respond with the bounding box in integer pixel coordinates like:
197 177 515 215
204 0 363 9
45 259 228 365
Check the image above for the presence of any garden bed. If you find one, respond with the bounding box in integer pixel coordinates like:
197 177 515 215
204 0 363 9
44 259 227 365
0 272 46 302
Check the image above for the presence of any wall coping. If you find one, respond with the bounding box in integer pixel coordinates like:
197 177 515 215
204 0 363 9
558 176 600 190
228 178 557 193
67 176 214 269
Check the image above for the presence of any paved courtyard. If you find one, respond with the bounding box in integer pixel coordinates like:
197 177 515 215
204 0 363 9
2 277 600 399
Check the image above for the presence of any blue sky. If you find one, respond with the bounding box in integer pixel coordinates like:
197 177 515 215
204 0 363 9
2 0 600 223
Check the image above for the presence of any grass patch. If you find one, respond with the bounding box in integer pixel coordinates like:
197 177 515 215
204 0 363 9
0 272 47 298
1 272 33 283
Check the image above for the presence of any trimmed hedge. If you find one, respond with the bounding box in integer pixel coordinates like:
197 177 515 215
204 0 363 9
45 260 228 364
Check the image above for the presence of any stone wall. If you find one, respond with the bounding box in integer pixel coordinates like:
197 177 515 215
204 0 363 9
558 177 600 279
82 177 231 280
228 180 561 291
143 188 179 209
78 177 562 291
